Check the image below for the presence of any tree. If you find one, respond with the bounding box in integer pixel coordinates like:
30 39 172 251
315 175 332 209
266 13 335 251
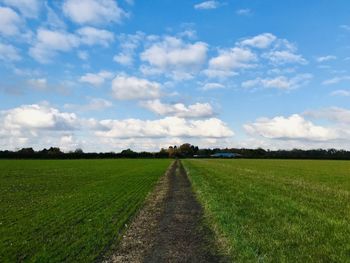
179 143 194 157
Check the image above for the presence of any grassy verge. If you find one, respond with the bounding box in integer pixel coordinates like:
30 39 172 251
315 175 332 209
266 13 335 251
0 159 171 262
183 159 350 262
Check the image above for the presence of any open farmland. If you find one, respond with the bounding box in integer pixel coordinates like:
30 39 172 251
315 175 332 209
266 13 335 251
0 159 171 262
183 159 350 262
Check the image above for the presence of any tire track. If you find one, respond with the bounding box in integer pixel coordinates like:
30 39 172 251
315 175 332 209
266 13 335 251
105 160 227 263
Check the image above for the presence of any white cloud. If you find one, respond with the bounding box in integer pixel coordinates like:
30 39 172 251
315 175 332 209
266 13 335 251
201 82 225 90
36 28 79 50
206 47 257 78
0 103 234 151
316 55 337 63
29 28 80 63
113 32 145 66
244 114 337 141
204 34 306 79
59 134 80 152
45 4 66 29
236 9 252 16
111 75 161 100
322 76 350 85
140 99 214 118
0 103 82 151
113 53 133 66
140 36 208 79
27 78 48 90
262 50 307 65
64 97 112 111
0 43 21 61
77 26 114 46
0 6 22 36
240 33 276 49
97 116 233 139
304 107 350 125
77 50 89 60
29 26 114 62
331 89 350 97
63 0 127 25
242 74 312 90
1 0 41 18
2 104 77 131
79 70 113 87
202 69 237 79
194 1 219 10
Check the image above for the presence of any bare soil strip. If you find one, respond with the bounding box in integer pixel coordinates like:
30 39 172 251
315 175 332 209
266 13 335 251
105 160 227 263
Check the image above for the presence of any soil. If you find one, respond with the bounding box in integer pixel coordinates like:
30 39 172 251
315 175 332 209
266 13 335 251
105 160 228 263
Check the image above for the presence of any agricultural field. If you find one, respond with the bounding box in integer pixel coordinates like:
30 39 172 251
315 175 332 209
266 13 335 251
0 159 171 262
183 159 350 262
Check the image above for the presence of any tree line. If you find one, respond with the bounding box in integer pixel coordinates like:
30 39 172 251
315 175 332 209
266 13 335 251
1 144 350 160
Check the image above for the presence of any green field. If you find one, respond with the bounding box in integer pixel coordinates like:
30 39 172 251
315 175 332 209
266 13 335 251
0 159 171 262
183 159 350 262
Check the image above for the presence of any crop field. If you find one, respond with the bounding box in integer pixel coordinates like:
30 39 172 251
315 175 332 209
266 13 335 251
183 159 350 262
0 159 171 262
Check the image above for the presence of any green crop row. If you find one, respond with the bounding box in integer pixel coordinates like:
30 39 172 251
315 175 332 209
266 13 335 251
183 159 350 262
0 159 171 262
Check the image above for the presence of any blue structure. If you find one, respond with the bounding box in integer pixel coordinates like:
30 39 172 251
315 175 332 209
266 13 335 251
210 152 240 158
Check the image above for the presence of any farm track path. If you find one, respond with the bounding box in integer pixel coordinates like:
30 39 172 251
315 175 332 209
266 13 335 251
105 160 227 263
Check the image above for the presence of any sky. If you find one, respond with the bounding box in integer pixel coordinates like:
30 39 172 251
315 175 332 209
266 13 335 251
1 0 350 152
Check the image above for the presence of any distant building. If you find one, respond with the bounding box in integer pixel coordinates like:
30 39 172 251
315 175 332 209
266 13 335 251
210 152 241 158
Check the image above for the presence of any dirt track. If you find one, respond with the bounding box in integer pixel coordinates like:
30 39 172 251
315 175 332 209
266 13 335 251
106 160 226 263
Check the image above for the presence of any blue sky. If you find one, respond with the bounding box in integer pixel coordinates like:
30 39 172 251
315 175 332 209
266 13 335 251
1 0 350 152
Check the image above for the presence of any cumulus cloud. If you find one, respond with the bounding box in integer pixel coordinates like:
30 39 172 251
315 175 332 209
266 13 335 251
76 26 114 46
1 0 41 18
0 43 21 61
262 50 307 65
140 36 208 80
64 97 113 111
242 74 312 90
194 1 219 10
0 103 234 151
304 107 350 125
204 33 307 79
63 0 127 25
2 104 77 131
29 26 115 62
244 114 337 141
140 99 214 118
114 32 144 66
114 53 133 66
316 55 336 63
0 6 22 36
79 70 113 87
205 47 257 78
0 104 84 151
97 117 233 139
29 28 80 62
111 75 161 100
201 82 225 90
240 33 277 49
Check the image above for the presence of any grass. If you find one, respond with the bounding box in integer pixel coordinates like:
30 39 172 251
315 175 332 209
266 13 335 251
0 159 171 262
182 159 350 262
